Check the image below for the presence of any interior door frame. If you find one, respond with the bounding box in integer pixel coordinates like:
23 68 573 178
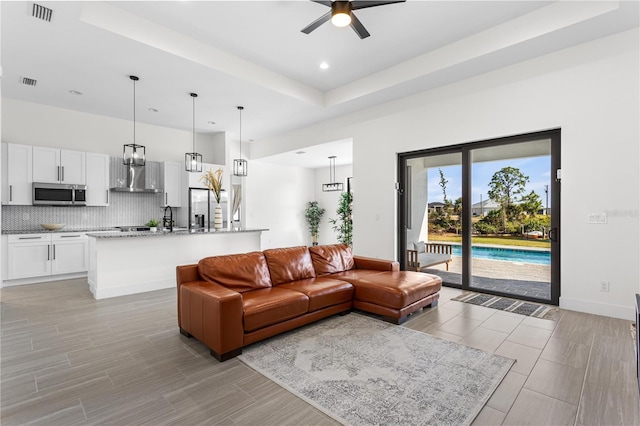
397 129 561 305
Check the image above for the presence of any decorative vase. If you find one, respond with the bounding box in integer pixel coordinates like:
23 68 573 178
312 234 318 246
214 204 223 230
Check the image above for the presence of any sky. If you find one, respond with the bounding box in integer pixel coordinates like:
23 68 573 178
427 155 552 208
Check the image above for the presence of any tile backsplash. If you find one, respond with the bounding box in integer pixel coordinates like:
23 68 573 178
2 191 169 231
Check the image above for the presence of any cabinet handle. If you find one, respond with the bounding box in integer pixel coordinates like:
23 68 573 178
57 166 61 181
9 185 12 202
106 190 109 204
53 244 56 260
165 193 168 205
60 235 81 238
62 166 65 182
18 236 43 240
48 245 50 261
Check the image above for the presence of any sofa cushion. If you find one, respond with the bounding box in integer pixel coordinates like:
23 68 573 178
308 244 355 276
354 272 442 310
198 252 272 293
263 246 316 286
241 288 309 332
327 269 384 285
413 241 427 253
279 277 354 312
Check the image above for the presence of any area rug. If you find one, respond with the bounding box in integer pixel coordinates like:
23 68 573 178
452 292 558 319
238 313 514 426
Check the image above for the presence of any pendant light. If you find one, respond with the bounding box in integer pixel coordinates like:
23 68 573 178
185 93 203 172
123 75 146 166
322 156 343 192
233 106 248 177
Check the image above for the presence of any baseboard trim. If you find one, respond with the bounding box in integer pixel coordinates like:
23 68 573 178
560 296 635 321
2 272 87 287
91 279 174 300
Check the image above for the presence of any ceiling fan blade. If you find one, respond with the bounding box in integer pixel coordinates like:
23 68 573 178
351 0 406 11
311 0 332 6
349 13 370 39
301 11 332 34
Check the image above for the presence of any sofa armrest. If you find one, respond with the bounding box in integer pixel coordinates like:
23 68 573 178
179 280 244 359
177 264 200 328
353 255 400 272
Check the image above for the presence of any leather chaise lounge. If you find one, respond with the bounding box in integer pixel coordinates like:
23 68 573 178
176 244 442 361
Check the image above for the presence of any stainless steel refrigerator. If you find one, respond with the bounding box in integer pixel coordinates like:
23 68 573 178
188 188 228 231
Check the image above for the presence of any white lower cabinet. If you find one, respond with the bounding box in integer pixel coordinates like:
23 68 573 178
6 233 88 280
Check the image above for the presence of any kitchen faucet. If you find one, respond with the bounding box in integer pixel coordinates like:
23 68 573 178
163 205 173 232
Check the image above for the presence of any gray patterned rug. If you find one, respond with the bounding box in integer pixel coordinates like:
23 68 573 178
238 313 514 426
452 292 558 319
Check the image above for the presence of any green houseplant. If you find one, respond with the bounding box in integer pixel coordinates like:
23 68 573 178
305 201 325 246
329 191 353 246
146 218 159 232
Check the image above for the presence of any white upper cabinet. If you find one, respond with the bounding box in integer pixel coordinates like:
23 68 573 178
163 161 182 207
32 146 86 185
85 153 110 206
1 143 33 205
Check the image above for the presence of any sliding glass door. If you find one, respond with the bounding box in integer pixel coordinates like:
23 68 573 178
398 130 560 305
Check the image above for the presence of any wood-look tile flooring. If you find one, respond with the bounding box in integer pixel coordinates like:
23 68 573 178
1 279 638 425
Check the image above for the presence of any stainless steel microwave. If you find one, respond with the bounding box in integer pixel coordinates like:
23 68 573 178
32 182 87 206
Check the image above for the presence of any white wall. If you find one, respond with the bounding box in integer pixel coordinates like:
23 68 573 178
254 30 640 320
245 160 315 250
313 164 353 246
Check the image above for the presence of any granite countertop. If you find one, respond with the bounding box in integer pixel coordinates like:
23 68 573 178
85 228 268 239
2 227 118 235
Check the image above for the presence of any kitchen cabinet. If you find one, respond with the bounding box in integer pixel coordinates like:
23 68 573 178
32 146 86 184
162 161 182 207
1 143 33 205
6 233 88 280
85 153 110 206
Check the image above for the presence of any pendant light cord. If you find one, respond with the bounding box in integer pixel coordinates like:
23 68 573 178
192 95 196 152
132 79 136 144
238 106 244 160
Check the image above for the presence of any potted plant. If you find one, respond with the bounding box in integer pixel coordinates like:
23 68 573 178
305 201 325 246
329 192 353 246
200 168 224 230
146 219 159 232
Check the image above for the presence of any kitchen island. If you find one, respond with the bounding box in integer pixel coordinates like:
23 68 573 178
86 228 267 299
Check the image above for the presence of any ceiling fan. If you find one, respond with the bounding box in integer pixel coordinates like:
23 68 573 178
301 0 406 39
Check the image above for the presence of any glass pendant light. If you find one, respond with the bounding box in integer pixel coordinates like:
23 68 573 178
185 93 203 172
123 75 146 166
233 106 248 177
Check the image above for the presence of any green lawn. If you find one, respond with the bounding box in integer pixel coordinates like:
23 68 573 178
429 234 551 249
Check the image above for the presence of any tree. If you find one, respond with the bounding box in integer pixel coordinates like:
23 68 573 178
438 168 448 204
519 190 543 216
304 201 325 246
329 192 353 246
487 167 529 232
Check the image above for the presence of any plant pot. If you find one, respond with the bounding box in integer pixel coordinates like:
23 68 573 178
312 234 318 246
150 227 157 233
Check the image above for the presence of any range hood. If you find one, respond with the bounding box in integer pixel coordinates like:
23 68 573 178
110 161 161 193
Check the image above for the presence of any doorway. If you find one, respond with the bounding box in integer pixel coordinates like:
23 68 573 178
398 130 560 305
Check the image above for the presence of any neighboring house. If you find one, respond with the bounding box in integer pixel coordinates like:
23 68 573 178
427 202 445 213
471 199 501 216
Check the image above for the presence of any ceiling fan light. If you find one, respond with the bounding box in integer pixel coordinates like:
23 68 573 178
331 12 351 27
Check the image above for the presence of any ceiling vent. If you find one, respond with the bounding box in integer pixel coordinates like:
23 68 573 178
21 77 37 87
31 3 53 22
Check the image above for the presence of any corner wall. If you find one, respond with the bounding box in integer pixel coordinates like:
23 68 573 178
254 30 640 320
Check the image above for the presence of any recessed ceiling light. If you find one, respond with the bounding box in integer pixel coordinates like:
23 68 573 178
296 151 306 155
319 62 329 70
68 90 82 95
148 108 158 112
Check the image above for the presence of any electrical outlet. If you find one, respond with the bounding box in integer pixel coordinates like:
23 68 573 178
600 281 610 292
22 213 30 221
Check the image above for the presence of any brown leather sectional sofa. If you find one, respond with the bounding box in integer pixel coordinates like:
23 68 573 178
176 244 441 361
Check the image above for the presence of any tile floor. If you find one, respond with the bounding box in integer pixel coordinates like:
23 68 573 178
1 279 638 425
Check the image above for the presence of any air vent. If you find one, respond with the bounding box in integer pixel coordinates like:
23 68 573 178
21 77 37 87
31 3 53 22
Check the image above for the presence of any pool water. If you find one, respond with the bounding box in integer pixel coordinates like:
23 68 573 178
450 245 550 265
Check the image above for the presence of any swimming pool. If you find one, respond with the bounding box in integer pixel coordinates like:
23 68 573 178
450 245 550 265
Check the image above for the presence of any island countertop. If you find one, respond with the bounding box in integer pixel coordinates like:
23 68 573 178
86 228 268 239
